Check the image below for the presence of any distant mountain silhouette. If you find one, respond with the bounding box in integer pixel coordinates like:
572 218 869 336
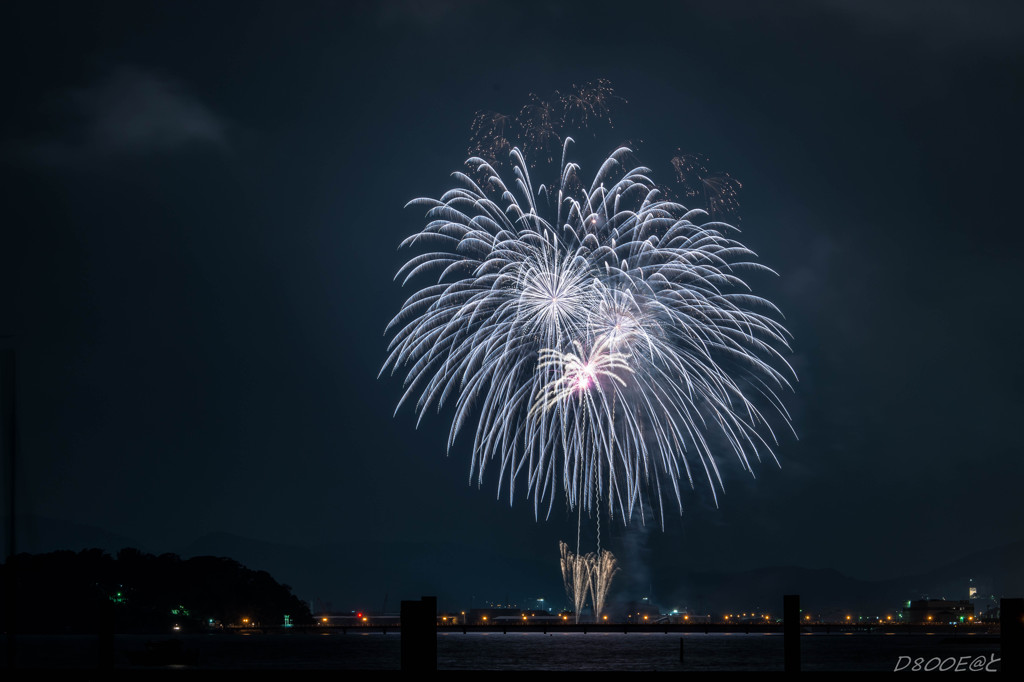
662 541 1024 616
2 515 146 554
178 531 564 614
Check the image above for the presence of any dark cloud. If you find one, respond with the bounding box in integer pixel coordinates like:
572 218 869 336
25 66 226 166
374 0 469 27
819 0 1024 53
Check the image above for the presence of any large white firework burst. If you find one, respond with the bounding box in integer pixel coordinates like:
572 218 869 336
383 140 794 525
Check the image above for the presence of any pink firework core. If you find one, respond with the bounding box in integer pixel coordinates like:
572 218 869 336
573 363 597 392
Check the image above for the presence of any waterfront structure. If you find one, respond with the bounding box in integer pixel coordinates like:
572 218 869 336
906 599 974 624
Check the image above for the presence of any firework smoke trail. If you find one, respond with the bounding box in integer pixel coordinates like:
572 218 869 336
469 80 623 165
670 151 743 225
383 138 794 524
588 549 619 622
559 541 591 624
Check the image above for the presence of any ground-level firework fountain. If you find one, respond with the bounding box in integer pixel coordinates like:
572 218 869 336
560 541 590 624
589 549 618 621
559 541 619 623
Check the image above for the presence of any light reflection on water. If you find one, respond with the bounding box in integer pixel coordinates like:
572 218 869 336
3 631 1000 671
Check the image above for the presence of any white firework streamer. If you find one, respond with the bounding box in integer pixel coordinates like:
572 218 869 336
383 139 794 525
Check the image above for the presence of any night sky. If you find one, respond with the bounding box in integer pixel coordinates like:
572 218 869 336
3 1 1023 608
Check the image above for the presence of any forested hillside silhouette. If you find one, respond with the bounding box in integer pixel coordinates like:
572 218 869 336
1 548 312 633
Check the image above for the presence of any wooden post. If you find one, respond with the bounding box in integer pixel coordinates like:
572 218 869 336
400 596 436 671
2 348 16 670
784 594 800 673
1002 598 1023 674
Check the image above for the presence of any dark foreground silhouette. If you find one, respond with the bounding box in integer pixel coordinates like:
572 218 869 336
1 547 312 633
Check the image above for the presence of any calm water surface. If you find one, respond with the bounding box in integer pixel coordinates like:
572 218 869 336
4 631 1001 671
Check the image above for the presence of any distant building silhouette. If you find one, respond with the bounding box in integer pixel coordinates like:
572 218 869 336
906 599 975 624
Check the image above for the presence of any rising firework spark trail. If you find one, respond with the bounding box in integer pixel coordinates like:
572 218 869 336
383 139 794 525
